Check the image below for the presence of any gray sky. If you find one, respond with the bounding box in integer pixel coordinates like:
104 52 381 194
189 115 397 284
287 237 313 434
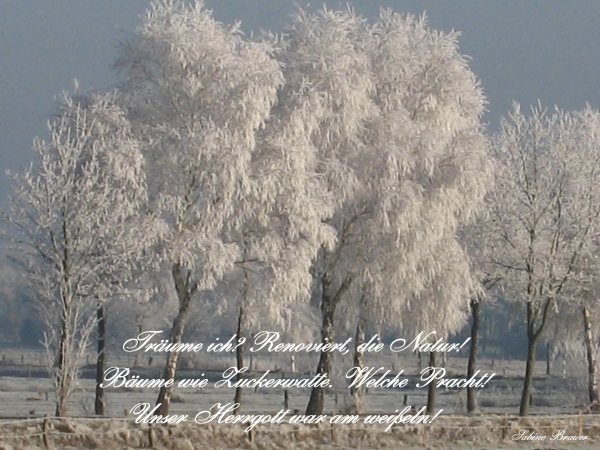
2 0 600 197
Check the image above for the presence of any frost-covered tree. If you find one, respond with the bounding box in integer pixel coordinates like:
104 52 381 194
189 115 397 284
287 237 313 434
114 0 334 415
488 104 600 416
557 211 600 408
2 91 147 416
576 283 600 408
545 292 600 408
272 7 490 415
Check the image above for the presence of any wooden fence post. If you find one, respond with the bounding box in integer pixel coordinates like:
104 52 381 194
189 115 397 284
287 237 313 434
148 423 154 448
246 423 254 443
501 416 508 440
42 414 50 449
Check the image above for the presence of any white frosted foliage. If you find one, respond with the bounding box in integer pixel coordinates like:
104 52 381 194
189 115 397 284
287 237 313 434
4 91 147 415
276 7 490 339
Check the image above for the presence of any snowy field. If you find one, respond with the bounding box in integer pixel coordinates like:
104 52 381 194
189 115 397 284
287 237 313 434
0 347 591 418
0 348 598 448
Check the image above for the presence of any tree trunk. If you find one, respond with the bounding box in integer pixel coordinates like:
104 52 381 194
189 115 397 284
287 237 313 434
582 304 599 406
519 333 537 416
249 338 254 372
233 304 245 414
155 263 195 416
233 254 250 414
426 351 437 415
133 323 143 368
467 297 480 413
305 292 335 416
519 299 552 416
545 342 552 376
55 311 70 417
305 273 352 415
95 301 106 416
350 304 366 412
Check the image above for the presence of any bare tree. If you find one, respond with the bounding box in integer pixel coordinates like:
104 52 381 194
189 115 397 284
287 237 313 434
2 91 147 416
487 104 600 416
560 238 600 409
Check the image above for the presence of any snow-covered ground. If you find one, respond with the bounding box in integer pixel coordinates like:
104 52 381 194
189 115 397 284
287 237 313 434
0 349 597 448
